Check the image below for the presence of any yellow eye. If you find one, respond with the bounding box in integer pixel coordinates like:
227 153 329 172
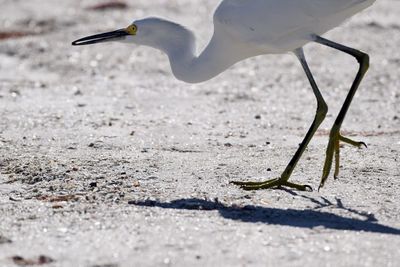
126 24 137 35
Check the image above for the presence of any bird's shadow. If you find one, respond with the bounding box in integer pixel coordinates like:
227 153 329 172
130 192 400 235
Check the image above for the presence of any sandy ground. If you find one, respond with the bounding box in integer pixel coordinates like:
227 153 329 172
0 0 399 266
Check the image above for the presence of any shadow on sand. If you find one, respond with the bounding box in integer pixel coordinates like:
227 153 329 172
129 193 400 235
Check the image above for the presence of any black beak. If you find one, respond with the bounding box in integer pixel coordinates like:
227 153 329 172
72 29 129 46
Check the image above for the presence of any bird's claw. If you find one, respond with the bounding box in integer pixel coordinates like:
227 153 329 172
319 130 366 189
339 135 367 148
231 178 312 191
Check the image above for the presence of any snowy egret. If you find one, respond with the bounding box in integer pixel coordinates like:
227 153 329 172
72 0 375 191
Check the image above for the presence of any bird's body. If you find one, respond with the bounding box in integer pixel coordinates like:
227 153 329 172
213 0 374 54
72 0 376 191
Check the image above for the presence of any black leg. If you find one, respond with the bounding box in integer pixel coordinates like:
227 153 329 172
313 35 369 189
231 48 327 191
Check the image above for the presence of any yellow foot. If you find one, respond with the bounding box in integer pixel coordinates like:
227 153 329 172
231 178 312 191
320 130 367 190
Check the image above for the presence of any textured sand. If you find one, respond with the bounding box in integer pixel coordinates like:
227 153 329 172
0 0 399 266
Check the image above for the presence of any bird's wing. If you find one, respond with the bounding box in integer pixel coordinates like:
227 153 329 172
300 0 374 18
214 0 375 42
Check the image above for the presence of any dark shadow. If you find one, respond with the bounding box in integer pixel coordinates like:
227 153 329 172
129 197 400 235
281 188 379 222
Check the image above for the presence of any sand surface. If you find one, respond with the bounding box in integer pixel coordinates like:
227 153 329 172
0 0 399 266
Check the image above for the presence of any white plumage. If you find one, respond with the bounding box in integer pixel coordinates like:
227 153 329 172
213 0 375 53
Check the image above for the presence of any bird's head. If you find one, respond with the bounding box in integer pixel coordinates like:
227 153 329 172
72 18 195 55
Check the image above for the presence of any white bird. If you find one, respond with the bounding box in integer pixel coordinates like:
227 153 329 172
72 0 376 191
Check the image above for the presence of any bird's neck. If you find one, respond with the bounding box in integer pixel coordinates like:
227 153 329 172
165 32 243 83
